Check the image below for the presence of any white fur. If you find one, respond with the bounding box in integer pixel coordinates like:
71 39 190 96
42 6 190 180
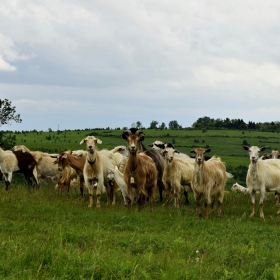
107 166 128 205
243 145 280 218
231 182 249 193
162 147 194 207
80 136 119 208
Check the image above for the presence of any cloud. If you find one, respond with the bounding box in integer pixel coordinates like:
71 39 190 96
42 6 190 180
0 55 16 71
1 1 280 131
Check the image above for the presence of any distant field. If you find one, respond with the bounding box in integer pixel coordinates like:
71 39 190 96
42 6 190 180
9 128 280 186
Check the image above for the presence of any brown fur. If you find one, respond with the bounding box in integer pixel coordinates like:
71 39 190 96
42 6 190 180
54 151 86 198
122 133 158 211
56 166 78 197
191 147 231 219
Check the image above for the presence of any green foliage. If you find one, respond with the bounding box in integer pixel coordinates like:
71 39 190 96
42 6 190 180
0 99 21 148
169 120 182 129
192 116 280 131
0 99 22 126
149 120 159 129
0 131 16 149
131 121 143 129
159 122 166 130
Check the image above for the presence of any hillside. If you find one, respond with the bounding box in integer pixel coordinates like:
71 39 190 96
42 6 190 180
8 128 280 187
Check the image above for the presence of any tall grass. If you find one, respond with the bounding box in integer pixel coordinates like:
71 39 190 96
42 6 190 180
0 185 280 279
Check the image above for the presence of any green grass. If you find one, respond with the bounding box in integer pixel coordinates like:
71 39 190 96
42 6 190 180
0 185 280 280
2 128 280 278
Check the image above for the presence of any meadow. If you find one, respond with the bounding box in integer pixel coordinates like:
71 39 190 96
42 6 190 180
1 128 280 279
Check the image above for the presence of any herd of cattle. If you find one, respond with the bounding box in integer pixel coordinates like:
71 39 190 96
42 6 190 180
1 128 280 219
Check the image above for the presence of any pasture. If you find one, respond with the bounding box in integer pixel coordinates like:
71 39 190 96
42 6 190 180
10 127 280 186
0 185 280 279
1 128 280 279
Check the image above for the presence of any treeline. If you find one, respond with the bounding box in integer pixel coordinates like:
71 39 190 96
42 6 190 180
192 116 280 131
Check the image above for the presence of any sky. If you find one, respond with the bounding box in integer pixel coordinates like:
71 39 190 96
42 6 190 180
1 0 280 132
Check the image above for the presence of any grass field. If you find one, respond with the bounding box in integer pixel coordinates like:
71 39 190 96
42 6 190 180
0 185 280 280
1 128 280 279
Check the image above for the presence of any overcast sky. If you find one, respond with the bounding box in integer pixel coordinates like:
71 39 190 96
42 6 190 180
1 0 280 131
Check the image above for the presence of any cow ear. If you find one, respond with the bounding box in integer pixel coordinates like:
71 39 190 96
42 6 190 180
80 139 86 145
260 146 267 151
205 148 211 153
190 149 196 154
174 150 180 154
62 154 67 159
243 145 249 151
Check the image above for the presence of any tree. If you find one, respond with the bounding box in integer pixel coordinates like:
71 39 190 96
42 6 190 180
159 122 166 130
0 99 22 127
169 120 182 129
131 121 143 129
0 99 22 149
149 120 158 129
136 121 143 129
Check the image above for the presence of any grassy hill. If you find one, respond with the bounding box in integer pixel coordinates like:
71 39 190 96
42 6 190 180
9 127 280 186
